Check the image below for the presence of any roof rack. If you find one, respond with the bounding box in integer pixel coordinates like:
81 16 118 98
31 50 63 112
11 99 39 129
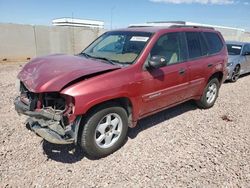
170 25 215 30
128 24 215 30
129 21 215 30
129 21 183 28
128 25 151 28
147 21 186 24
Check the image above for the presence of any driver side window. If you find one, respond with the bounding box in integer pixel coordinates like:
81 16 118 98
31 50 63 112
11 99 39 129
150 32 184 66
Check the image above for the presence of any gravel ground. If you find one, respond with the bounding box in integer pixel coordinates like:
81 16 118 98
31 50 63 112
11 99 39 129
0 62 250 187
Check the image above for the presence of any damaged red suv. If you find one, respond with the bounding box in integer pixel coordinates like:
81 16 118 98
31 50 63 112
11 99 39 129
15 26 228 158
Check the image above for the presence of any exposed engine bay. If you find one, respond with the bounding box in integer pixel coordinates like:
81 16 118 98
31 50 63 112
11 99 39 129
15 81 80 144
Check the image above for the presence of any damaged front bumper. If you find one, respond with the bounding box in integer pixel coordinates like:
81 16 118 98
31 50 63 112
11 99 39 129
14 97 80 145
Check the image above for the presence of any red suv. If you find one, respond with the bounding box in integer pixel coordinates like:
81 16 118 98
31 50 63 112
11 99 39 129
15 25 228 158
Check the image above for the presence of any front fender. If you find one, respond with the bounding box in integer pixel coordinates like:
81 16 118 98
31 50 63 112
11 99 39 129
60 81 140 123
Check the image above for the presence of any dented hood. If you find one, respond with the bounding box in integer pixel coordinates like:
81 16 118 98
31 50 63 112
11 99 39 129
18 54 120 92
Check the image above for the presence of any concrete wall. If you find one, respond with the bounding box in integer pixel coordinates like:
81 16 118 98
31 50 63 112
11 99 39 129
240 32 250 42
215 27 250 42
0 23 250 61
0 23 36 61
0 23 104 61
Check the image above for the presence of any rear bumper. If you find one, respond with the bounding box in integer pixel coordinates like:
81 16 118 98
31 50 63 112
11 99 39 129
14 97 79 145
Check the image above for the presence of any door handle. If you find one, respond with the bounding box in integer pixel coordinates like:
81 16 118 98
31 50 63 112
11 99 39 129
179 68 186 75
208 64 213 67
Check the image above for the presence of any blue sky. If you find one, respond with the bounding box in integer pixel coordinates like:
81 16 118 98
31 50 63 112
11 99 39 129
0 0 249 31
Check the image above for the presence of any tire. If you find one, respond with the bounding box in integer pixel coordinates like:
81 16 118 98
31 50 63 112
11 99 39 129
230 65 240 82
80 104 128 158
196 78 220 109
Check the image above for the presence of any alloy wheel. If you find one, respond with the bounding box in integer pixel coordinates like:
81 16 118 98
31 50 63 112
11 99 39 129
231 66 240 82
94 113 122 149
206 83 217 104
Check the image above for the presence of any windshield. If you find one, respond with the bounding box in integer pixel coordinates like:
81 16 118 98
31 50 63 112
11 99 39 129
81 31 152 64
226 44 242 55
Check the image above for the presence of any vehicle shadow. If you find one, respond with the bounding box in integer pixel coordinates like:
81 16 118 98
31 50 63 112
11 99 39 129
42 141 85 163
128 101 197 139
42 100 197 163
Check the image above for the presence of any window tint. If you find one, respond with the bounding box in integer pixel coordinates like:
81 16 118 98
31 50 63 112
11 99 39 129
93 35 125 53
242 44 250 54
150 32 184 65
227 44 242 55
247 45 250 54
199 33 209 56
204 32 223 54
186 32 202 59
83 31 152 64
247 45 250 52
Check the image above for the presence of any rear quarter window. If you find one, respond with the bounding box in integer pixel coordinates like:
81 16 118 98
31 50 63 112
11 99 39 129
204 32 223 55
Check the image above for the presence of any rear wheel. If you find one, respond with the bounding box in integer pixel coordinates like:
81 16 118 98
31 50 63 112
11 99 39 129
230 65 240 82
80 104 128 158
196 78 219 109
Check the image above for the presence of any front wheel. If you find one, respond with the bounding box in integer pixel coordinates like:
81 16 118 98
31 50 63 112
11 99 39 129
230 65 240 82
80 104 128 158
196 78 220 109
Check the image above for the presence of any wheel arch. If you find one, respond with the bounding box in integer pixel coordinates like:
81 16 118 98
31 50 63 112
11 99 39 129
235 63 241 68
85 97 133 117
208 71 224 85
75 97 134 145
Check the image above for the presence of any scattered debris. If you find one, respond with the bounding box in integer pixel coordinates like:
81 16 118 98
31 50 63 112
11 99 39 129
221 115 233 122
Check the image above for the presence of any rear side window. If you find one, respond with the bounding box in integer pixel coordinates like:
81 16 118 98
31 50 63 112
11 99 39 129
204 32 223 55
199 33 209 56
186 32 202 59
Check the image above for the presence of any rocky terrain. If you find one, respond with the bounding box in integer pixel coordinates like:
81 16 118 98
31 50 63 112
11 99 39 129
0 62 249 187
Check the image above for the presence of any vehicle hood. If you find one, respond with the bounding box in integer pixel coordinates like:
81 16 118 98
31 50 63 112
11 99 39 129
18 54 120 92
228 55 240 63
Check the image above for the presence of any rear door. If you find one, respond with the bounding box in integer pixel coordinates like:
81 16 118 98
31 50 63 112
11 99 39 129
139 32 189 116
184 32 210 97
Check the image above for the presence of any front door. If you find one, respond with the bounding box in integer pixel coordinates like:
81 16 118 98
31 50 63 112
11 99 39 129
138 32 189 116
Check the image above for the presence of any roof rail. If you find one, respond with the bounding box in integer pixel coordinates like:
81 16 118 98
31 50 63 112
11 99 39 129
128 23 215 30
147 21 186 24
128 22 182 28
128 25 151 28
170 25 215 30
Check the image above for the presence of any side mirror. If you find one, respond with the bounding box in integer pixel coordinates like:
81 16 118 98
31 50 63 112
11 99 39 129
147 55 167 69
243 51 250 56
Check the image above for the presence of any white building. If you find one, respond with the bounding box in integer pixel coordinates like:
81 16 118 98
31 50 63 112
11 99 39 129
52 18 104 29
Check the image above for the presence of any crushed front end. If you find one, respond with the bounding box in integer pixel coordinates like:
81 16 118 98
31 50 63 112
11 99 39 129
14 82 80 144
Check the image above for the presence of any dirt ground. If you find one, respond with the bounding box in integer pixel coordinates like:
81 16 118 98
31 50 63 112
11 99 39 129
0 62 249 187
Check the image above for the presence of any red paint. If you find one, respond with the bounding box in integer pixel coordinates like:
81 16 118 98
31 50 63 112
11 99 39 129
18 27 228 126
18 54 120 93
